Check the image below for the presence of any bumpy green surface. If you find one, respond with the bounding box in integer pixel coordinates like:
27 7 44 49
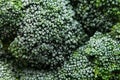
18 68 58 80
110 23 120 40
80 32 120 80
17 50 94 80
0 61 16 80
57 51 94 80
0 0 120 80
70 0 120 35
0 0 22 41
9 0 87 68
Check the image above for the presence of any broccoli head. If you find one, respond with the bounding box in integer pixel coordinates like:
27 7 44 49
9 0 87 68
16 50 94 80
70 0 120 35
110 23 120 40
0 0 22 41
57 50 94 80
80 32 120 80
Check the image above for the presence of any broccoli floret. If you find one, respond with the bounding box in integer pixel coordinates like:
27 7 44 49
0 0 23 52
0 61 16 80
17 50 94 80
110 23 120 40
9 0 87 68
70 0 120 35
57 51 94 80
18 68 58 80
80 32 120 80
0 0 22 41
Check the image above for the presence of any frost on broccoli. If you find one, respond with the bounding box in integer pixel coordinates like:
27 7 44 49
57 50 94 80
70 0 120 35
80 32 120 80
9 0 87 68
0 61 16 80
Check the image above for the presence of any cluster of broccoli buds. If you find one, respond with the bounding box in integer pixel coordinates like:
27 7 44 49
19 68 58 80
0 0 22 41
0 0 120 80
110 23 120 40
13 32 120 80
80 32 120 80
17 50 94 80
0 61 16 80
57 51 94 80
70 0 120 35
8 0 87 68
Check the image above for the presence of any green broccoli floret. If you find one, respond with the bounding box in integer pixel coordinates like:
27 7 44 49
9 0 87 68
110 23 120 40
0 61 16 80
18 68 58 80
0 0 23 52
0 0 22 41
16 50 94 80
80 32 120 80
70 0 120 35
57 51 94 80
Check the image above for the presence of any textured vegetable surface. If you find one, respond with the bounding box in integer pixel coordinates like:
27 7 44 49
0 0 120 80
70 0 120 35
110 23 120 40
0 61 16 80
80 32 120 80
9 0 87 68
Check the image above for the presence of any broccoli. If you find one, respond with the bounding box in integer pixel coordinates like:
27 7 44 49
70 0 120 35
0 0 23 52
80 32 120 80
0 0 22 41
0 0 120 80
17 50 94 80
18 68 58 80
8 0 87 68
57 50 94 80
0 61 16 80
110 23 120 40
